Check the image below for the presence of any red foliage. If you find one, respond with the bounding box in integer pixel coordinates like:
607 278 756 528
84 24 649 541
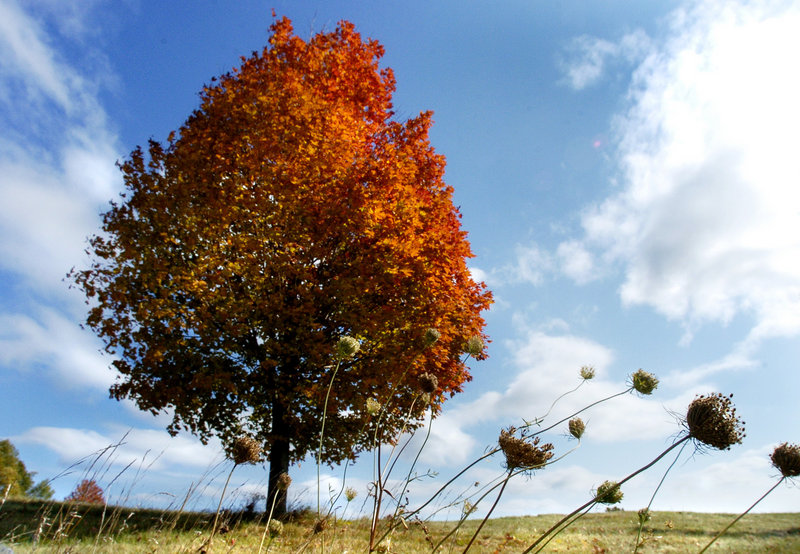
66 479 105 504
70 16 492 504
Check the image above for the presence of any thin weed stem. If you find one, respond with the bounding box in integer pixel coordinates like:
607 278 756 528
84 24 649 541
633 439 689 552
698 477 786 553
527 388 632 436
207 463 236 551
258 491 282 554
461 472 511 553
525 380 586 427
522 434 691 553
317 359 342 518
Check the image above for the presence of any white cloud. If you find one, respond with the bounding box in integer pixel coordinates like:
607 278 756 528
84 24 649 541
0 0 73 110
18 425 223 472
556 240 596 284
0 1 121 394
491 244 554 286
413 330 705 472
0 0 121 293
558 1 800 358
0 307 115 389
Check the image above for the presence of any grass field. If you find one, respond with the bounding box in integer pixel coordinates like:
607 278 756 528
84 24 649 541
1 498 798 552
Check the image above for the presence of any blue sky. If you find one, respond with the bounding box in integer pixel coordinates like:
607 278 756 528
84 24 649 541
2 0 799 518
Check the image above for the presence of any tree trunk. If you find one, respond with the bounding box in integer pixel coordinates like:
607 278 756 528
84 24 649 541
266 399 291 518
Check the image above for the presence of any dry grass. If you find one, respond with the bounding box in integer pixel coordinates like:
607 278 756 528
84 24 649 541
2 499 799 553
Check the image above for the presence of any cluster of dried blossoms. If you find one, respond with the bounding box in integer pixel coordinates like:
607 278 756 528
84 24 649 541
770 442 800 478
686 393 746 450
498 427 554 471
230 436 262 465
418 372 439 394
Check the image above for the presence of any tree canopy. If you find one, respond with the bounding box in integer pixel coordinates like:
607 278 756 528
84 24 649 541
66 479 105 504
0 439 53 499
71 16 491 512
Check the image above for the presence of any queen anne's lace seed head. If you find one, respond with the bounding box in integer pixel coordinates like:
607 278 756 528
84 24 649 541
418 372 438 394
630 369 659 395
686 393 745 450
268 519 283 538
568 417 585 440
423 328 440 348
276 472 292 491
230 436 261 465
366 398 381 416
498 427 554 471
336 336 360 359
770 442 800 477
464 336 484 357
580 365 595 380
595 480 623 505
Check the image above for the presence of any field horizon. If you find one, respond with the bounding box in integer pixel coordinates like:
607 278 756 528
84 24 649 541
2 497 799 552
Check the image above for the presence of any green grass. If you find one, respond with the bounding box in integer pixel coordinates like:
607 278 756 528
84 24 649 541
2 498 799 552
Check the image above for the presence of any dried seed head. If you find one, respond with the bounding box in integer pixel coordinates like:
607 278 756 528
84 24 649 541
464 336 484 357
498 427 554 471
230 436 261 465
580 365 596 380
336 336 360 359
268 519 283 538
770 442 800 478
313 517 328 534
418 372 438 394
463 500 477 516
345 487 358 502
686 393 745 450
276 472 292 491
423 328 440 348
595 480 623 505
366 397 381 416
374 539 392 553
638 508 651 524
568 417 586 440
630 369 659 395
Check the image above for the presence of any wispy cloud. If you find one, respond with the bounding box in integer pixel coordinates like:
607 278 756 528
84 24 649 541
0 1 121 392
18 425 223 471
559 30 652 90
0 307 114 389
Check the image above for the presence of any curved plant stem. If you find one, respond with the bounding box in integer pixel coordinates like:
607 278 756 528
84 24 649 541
317 360 341 517
431 470 516 552
461 472 511 553
257 492 281 554
533 504 593 553
527 388 632 436
207 463 236 551
633 439 689 553
522 434 691 554
698 477 785 553
407 448 500 519
525 380 586 427
394 405 434 516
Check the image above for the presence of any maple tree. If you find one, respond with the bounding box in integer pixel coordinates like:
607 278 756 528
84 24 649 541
71 17 491 515
66 479 105 504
